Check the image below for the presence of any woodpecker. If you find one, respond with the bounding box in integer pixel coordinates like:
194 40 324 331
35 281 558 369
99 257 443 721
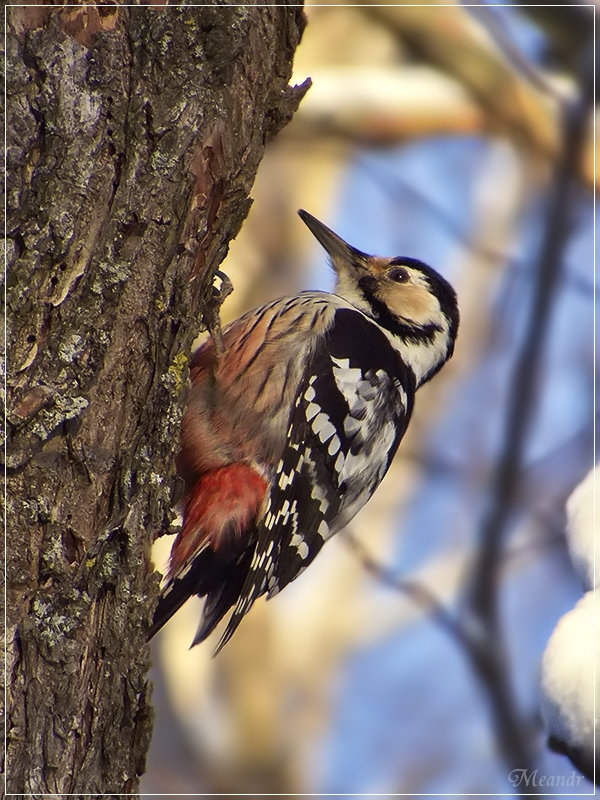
150 210 459 651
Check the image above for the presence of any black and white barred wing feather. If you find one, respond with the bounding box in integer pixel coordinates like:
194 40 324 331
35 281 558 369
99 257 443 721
217 308 415 650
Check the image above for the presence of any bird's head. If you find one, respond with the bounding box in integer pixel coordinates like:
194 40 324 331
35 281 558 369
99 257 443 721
299 209 459 385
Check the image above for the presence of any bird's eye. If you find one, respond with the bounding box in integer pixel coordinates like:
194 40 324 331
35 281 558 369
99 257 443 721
387 267 410 283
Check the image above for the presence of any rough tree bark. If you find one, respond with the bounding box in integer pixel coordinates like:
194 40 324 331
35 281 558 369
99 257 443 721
4 3 308 794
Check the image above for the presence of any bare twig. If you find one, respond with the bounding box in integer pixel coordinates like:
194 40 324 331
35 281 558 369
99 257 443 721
344 533 473 651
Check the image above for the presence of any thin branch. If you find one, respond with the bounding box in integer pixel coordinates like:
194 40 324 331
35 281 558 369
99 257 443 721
344 532 473 651
464 2 567 99
463 39 594 781
466 46 593 634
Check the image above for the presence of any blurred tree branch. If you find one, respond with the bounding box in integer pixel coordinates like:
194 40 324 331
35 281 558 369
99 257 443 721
519 2 597 72
340 7 595 789
345 534 472 650
465 36 593 643
462 35 594 784
294 2 595 188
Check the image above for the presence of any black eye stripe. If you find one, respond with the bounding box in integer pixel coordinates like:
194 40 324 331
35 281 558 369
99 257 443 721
387 267 409 283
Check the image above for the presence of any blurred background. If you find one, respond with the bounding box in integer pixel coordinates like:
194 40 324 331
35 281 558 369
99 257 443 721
143 1 596 795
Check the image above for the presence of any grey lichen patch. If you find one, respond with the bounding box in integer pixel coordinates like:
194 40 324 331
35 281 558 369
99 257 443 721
82 527 126 595
97 329 111 346
54 208 77 242
92 258 132 291
32 588 91 648
163 396 184 435
129 441 174 531
157 352 188 453
37 34 102 140
41 529 67 574
57 333 84 364
4 237 17 264
149 130 185 175
85 546 120 584
9 494 51 525
31 393 89 440
88 227 140 295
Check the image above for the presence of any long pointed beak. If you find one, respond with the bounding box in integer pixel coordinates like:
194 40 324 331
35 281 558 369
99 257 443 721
298 210 369 271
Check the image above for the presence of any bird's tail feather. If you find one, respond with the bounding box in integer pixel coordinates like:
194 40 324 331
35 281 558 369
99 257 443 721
149 543 255 648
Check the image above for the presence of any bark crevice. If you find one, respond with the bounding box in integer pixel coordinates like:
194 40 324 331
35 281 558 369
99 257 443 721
5 4 307 793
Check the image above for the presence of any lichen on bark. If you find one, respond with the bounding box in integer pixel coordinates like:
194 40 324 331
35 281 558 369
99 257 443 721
4 3 308 793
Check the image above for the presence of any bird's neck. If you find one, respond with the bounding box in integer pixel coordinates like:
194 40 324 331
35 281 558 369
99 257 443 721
354 290 455 387
329 286 455 388
383 324 454 387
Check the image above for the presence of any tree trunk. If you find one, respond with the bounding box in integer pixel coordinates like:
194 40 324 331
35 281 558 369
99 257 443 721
4 3 307 794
